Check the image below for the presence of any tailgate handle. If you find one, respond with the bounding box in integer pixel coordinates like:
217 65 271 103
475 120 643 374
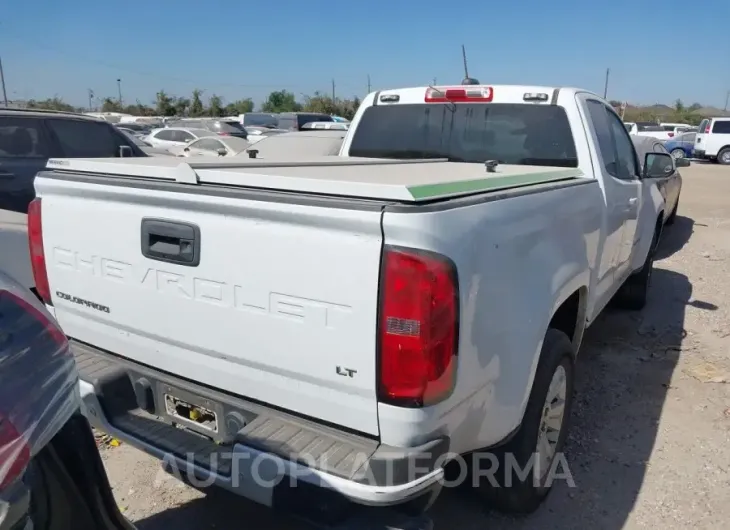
141 218 201 267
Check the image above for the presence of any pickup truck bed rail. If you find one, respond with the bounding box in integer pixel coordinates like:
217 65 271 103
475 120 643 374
45 156 585 202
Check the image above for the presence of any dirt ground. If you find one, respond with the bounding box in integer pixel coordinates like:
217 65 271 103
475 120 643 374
100 162 730 530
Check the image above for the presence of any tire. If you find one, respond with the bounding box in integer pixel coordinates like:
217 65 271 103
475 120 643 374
670 148 685 160
25 447 97 530
473 329 575 514
718 147 730 165
665 199 678 225
614 247 654 311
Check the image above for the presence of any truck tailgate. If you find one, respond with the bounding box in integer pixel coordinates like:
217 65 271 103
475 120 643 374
38 177 383 435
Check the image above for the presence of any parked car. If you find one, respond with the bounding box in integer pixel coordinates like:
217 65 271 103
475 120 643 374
239 113 279 129
144 127 217 151
662 131 696 159
0 269 134 530
301 121 349 130
244 126 288 144
115 122 153 136
31 84 670 521
624 121 673 140
694 117 730 164
277 112 334 131
0 108 146 213
659 122 694 137
632 135 685 228
170 135 250 158
167 118 248 140
243 130 346 159
119 130 174 157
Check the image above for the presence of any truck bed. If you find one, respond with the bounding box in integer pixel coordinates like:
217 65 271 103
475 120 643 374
46 156 585 202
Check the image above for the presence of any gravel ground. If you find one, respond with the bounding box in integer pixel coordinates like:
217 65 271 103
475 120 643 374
99 162 730 530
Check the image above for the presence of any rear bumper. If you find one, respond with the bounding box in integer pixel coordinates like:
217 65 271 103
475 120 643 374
72 340 446 509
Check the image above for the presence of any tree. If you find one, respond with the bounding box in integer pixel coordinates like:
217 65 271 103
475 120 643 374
674 99 685 113
27 97 77 112
190 89 204 117
155 90 175 116
302 91 338 115
223 98 254 116
208 94 224 117
101 97 123 113
174 97 191 117
261 90 301 113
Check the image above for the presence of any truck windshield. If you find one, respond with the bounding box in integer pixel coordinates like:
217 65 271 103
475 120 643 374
348 103 578 167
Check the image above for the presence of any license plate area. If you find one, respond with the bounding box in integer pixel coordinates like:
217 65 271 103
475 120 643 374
158 383 224 440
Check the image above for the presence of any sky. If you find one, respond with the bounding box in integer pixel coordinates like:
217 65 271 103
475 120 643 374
2 0 728 109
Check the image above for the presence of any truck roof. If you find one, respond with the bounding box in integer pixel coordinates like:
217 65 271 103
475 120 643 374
363 84 597 106
44 156 584 202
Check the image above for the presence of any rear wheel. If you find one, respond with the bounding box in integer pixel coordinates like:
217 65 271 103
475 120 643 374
614 243 655 311
718 148 730 165
670 148 685 160
473 329 575 514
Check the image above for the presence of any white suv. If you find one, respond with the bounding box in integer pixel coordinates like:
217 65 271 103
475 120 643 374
694 117 730 164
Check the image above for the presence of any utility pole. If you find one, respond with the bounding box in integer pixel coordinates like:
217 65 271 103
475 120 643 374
603 68 610 99
117 78 122 105
724 90 729 112
433 77 437 86
367 74 371 94
88 89 94 111
0 56 8 107
331 79 336 102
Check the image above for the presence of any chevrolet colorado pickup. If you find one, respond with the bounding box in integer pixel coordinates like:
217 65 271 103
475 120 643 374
29 85 676 519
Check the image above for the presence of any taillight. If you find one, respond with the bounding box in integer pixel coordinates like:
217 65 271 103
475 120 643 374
218 132 230 136
425 86 493 103
28 198 51 304
704 125 711 133
0 289 68 489
0 415 30 490
378 247 459 407
668 132 674 138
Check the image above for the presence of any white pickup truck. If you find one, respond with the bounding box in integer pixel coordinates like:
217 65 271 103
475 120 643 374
30 85 676 519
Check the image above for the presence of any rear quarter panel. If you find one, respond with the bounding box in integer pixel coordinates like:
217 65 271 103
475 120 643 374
377 180 603 452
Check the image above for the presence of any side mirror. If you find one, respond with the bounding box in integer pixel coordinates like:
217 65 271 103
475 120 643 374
183 147 190 152
643 152 675 179
675 157 691 168
217 148 227 157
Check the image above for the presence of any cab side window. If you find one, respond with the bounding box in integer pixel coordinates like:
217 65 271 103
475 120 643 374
586 100 639 180
606 109 640 179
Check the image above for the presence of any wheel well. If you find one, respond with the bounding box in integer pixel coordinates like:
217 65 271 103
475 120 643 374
548 289 585 347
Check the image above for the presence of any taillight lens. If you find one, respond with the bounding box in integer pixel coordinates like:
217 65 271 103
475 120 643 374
0 415 30 490
27 198 51 304
0 289 68 489
704 125 711 133
378 247 459 407
668 132 674 138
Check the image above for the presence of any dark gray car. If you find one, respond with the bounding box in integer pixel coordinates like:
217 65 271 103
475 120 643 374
0 109 146 213
0 269 135 530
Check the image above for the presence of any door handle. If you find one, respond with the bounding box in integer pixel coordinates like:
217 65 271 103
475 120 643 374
141 218 201 267
0 171 15 179
628 198 638 206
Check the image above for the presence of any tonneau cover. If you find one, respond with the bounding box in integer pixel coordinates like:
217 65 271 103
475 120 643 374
45 156 585 202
